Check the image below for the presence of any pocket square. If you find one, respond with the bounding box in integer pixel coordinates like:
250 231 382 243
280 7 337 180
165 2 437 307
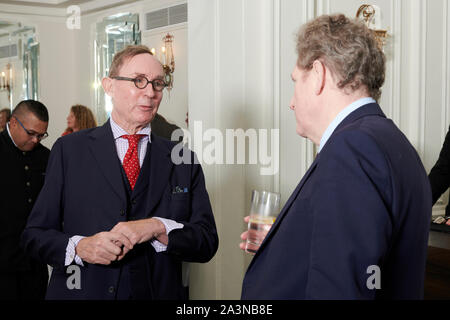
172 186 188 194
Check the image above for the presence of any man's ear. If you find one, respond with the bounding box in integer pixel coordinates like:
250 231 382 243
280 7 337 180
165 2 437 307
8 116 19 136
102 77 113 96
9 115 16 127
312 60 326 95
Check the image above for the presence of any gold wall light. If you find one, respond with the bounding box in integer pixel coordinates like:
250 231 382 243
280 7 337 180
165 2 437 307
151 33 175 91
0 63 13 101
356 4 388 49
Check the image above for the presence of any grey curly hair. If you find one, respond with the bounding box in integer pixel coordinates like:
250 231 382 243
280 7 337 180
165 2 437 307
296 14 386 101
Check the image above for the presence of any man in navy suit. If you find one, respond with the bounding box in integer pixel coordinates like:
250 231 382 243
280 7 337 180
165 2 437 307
241 14 431 299
22 45 218 299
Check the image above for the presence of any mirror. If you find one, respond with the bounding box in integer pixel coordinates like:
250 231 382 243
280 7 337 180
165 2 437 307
94 13 141 125
0 21 39 111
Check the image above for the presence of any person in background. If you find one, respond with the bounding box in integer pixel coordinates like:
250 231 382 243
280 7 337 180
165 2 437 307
240 14 431 299
0 108 11 132
0 100 49 300
62 104 97 136
429 127 450 225
151 113 183 142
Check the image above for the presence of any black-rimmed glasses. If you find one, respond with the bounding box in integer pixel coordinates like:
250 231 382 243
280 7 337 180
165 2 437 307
13 116 48 141
111 75 167 92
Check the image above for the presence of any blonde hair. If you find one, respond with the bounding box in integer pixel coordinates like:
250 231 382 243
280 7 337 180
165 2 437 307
66 104 97 132
108 45 154 77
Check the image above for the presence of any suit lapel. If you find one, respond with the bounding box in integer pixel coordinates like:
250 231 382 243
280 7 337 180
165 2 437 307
145 134 174 216
88 120 127 203
249 155 320 266
274 155 319 228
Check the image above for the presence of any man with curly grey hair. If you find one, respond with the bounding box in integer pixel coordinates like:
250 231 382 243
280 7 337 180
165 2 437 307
241 14 431 299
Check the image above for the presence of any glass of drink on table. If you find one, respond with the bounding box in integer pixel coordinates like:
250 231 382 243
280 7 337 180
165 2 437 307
245 190 280 254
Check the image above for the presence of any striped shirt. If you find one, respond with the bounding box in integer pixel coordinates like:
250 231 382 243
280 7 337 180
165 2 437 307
110 116 151 167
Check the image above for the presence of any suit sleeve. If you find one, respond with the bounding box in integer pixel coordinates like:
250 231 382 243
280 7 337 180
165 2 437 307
166 151 219 263
429 126 450 204
21 139 70 269
305 130 392 299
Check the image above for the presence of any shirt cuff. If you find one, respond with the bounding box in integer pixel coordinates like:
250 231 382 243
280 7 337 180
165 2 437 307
65 235 85 266
151 217 184 252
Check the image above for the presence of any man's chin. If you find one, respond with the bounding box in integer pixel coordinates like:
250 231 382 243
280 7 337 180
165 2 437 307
296 127 306 138
137 110 157 123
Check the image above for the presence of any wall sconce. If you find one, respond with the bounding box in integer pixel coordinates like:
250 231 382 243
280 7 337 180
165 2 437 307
0 63 13 100
356 4 388 49
151 33 175 91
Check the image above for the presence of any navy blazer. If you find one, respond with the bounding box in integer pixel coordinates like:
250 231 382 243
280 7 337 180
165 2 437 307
242 103 431 299
22 120 218 299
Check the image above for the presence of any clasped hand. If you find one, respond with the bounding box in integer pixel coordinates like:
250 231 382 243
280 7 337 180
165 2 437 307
75 218 167 265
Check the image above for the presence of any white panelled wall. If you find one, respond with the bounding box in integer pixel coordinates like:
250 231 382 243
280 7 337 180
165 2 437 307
188 0 278 299
188 0 450 299
1 0 449 300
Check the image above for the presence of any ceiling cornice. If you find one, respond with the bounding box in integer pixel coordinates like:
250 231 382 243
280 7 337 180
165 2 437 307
0 0 141 17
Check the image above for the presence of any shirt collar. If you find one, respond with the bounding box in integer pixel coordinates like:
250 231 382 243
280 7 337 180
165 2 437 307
318 97 376 153
109 116 152 142
6 122 18 147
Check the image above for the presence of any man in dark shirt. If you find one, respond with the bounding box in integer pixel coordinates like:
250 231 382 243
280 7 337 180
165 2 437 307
0 100 50 299
151 113 183 142
429 127 450 220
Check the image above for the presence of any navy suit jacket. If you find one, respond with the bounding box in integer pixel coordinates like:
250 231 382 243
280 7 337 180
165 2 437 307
242 103 431 299
22 120 218 299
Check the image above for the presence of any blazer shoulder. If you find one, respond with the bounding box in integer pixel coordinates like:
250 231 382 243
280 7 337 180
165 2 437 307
57 127 100 144
331 114 401 154
152 134 199 167
326 125 385 155
152 132 178 147
152 133 191 154
322 126 392 181
50 127 101 158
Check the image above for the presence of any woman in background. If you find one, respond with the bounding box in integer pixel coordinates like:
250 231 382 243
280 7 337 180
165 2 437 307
62 104 97 136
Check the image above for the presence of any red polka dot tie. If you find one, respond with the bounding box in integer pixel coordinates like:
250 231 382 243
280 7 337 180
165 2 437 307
122 134 145 190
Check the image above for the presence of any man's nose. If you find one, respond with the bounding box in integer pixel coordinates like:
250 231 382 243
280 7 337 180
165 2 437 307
289 97 295 110
143 83 156 98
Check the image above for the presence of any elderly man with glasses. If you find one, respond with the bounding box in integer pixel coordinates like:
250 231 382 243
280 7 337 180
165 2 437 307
22 45 218 300
0 100 50 300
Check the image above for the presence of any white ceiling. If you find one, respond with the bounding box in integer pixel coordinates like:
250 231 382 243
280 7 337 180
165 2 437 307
0 0 141 14
8 0 70 5
0 0 94 8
